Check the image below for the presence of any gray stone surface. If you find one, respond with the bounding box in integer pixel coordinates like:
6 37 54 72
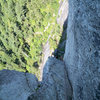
0 0 100 100
28 57 72 100
0 70 38 100
39 37 51 80
64 0 100 100
57 0 69 27
0 58 72 100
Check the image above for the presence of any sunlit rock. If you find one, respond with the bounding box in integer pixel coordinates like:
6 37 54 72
64 0 100 99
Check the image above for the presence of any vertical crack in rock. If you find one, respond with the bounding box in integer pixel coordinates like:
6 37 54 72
24 73 34 93
63 62 73 100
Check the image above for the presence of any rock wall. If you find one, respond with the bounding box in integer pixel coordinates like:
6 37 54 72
57 0 68 27
28 57 72 100
39 36 51 80
64 0 100 100
0 58 72 100
0 0 100 100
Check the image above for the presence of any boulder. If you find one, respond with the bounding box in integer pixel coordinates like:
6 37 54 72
0 70 38 100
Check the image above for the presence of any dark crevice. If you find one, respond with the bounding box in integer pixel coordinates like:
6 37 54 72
53 18 68 60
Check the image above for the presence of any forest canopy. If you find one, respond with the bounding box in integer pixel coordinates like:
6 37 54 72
0 0 61 77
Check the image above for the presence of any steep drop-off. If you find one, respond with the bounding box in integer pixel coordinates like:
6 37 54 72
0 0 100 100
0 0 61 77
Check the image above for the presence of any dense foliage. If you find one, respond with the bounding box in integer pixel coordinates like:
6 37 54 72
0 0 61 77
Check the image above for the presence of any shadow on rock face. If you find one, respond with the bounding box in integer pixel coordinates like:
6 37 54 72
53 18 68 60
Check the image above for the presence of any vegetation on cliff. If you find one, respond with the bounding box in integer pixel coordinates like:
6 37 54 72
0 0 61 77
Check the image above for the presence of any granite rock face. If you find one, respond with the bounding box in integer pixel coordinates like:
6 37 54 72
0 70 39 100
30 57 72 100
0 57 72 100
0 0 100 100
57 0 68 27
64 0 100 100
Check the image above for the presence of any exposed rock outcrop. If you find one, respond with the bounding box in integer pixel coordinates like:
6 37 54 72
57 0 68 27
28 57 72 100
39 37 51 80
0 70 38 100
64 0 100 100
0 57 72 100
0 0 100 100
